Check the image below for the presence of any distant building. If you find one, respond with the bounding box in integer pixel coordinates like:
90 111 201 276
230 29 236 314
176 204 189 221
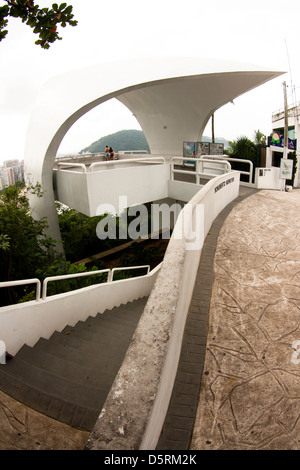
0 160 24 190
3 159 20 168
266 103 300 187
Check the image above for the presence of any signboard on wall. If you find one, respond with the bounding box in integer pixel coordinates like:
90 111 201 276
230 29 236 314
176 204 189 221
268 133 297 151
279 158 293 180
184 142 224 157
209 143 224 155
195 142 209 156
183 142 196 158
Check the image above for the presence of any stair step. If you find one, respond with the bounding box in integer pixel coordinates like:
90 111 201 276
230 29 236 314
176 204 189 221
62 317 139 340
32 338 113 372
88 297 147 324
101 297 148 318
0 366 99 430
16 344 113 389
0 356 106 409
48 328 129 357
38 331 128 373
82 311 141 328
0 297 147 431
64 315 138 335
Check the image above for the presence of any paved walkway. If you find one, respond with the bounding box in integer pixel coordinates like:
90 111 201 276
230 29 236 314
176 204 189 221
0 388 89 450
191 188 300 450
1 188 300 450
157 186 258 449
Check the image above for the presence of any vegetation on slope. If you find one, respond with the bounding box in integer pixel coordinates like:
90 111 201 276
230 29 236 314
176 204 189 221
80 129 150 154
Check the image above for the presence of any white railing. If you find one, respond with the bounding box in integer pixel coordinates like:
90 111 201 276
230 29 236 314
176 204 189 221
111 265 150 281
118 150 149 155
200 155 253 184
272 102 300 121
0 278 41 301
56 153 252 183
55 152 105 161
89 156 165 172
56 156 166 173
42 269 111 300
171 156 231 184
57 162 87 172
1 265 151 304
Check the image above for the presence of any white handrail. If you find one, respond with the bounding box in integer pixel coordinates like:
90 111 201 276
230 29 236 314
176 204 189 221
0 279 41 301
111 265 150 281
171 156 231 184
0 265 154 306
200 154 253 183
58 162 87 172
42 269 111 300
90 156 165 172
55 152 105 161
118 150 149 155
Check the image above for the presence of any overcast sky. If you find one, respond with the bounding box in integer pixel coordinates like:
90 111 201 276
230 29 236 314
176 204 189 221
0 0 299 165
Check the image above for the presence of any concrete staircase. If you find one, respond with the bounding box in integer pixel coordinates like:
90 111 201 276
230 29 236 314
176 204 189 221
0 297 147 432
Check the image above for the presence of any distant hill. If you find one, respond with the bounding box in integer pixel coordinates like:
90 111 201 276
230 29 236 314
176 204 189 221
80 130 150 154
80 129 229 154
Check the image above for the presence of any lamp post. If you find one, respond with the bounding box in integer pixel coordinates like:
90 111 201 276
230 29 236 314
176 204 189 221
283 81 288 160
282 81 288 191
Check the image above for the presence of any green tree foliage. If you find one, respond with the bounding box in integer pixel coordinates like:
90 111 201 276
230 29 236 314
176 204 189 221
35 259 108 298
57 203 126 263
254 129 267 146
0 186 162 306
0 1 77 49
0 184 109 305
227 136 258 162
0 181 57 304
0 181 55 281
56 202 153 263
226 135 260 182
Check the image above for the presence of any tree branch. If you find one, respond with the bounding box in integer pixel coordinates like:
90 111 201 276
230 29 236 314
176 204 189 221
0 0 77 48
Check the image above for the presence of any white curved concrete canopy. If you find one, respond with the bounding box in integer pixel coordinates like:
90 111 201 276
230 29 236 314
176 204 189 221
24 57 284 247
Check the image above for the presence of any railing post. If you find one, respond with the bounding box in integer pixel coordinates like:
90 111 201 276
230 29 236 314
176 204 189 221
170 160 174 181
42 279 48 300
36 282 41 302
249 161 253 183
107 270 113 283
195 159 200 185
0 340 6 365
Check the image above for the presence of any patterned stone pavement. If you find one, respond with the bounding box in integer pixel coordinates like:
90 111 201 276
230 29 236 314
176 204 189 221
191 189 300 450
0 389 89 450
